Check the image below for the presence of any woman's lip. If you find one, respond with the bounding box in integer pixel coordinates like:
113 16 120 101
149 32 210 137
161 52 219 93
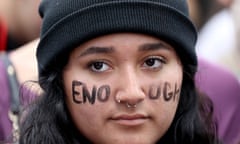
110 114 150 126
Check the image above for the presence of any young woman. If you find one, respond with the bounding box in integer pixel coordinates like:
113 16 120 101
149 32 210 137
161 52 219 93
20 0 220 143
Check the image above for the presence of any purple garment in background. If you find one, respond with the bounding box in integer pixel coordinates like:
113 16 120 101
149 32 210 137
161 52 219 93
0 59 12 140
196 58 240 144
0 58 37 142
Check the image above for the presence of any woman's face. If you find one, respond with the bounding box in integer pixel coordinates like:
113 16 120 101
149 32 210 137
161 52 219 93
63 33 183 144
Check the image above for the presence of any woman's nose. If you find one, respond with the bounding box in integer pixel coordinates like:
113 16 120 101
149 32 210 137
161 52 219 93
115 67 145 106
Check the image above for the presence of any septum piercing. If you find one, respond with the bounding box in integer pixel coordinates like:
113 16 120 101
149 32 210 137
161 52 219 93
117 99 137 108
126 103 137 108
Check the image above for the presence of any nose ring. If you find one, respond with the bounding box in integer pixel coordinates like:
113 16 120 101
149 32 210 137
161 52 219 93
117 99 121 103
126 103 137 108
117 99 137 108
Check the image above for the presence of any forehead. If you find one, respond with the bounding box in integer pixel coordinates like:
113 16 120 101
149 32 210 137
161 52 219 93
77 33 174 50
67 33 180 65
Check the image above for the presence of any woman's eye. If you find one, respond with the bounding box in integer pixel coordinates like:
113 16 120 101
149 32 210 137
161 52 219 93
89 61 110 72
143 57 165 69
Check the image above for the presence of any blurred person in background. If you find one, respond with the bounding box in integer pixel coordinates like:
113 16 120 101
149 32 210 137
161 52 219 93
0 0 41 142
194 0 240 80
188 0 223 30
188 0 240 144
0 0 41 51
195 58 240 144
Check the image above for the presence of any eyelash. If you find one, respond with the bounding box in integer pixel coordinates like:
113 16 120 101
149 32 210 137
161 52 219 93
142 56 166 70
87 56 166 73
87 60 111 73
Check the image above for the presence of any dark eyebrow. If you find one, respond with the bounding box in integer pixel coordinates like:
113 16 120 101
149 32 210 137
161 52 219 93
79 46 115 57
139 43 169 51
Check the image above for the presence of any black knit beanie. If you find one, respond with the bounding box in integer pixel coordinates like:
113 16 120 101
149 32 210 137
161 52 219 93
37 0 197 77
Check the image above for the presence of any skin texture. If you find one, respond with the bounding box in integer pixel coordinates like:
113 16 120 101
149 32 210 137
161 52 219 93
63 33 183 144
